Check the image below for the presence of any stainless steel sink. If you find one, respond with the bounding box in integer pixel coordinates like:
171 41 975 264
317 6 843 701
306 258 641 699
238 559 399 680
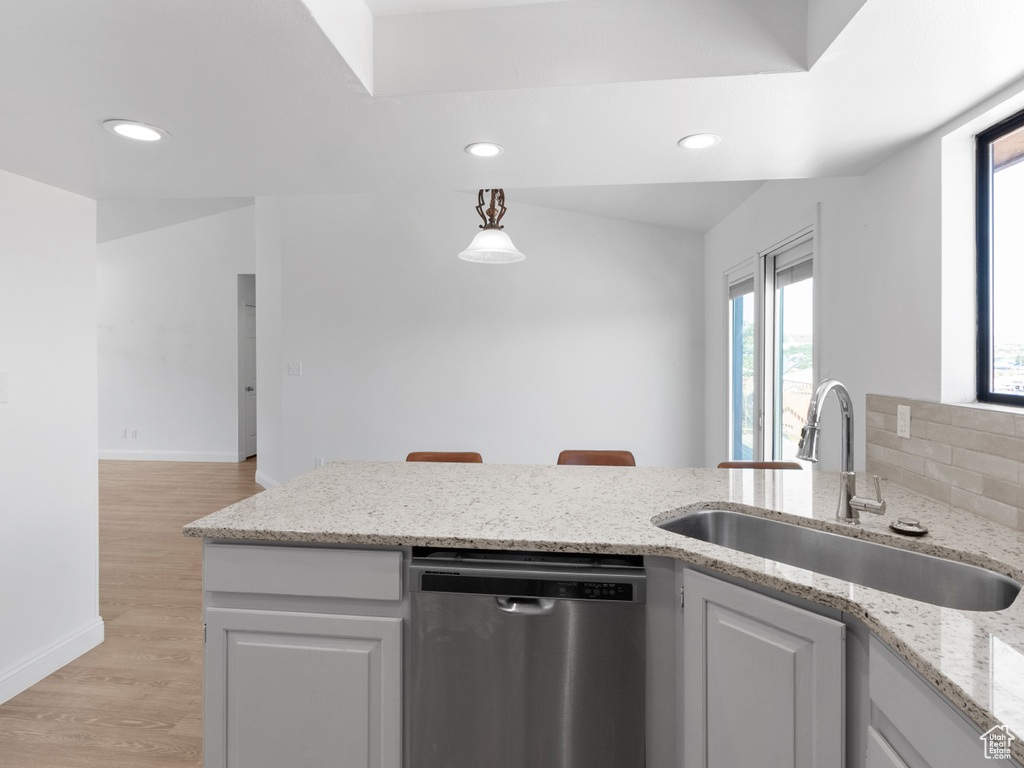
657 509 1021 611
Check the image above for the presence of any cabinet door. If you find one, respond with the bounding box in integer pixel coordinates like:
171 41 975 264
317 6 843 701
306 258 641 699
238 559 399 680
868 636 1015 768
205 608 402 768
682 570 844 768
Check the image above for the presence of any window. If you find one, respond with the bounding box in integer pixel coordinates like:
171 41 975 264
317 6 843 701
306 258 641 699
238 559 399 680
727 231 815 462
728 278 756 460
977 109 1024 406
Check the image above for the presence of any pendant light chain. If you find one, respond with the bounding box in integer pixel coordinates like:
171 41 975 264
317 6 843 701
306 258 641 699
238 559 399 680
475 189 508 230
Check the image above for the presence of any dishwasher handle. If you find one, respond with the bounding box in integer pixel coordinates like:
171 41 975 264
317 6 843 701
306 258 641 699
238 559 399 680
494 596 556 615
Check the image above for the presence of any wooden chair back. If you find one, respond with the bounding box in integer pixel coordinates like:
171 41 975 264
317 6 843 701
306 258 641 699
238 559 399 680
557 450 636 466
406 452 483 463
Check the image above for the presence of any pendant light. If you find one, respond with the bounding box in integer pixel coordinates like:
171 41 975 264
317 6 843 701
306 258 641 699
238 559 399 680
458 189 525 263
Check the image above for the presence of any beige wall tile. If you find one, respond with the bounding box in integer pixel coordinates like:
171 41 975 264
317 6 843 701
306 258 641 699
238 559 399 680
866 461 953 508
980 475 1024 510
865 456 889 478
950 406 1019 436
876 445 925 476
903 437 952 464
917 422 1024 462
866 442 886 462
951 487 1019 528
866 394 898 416
865 411 895 432
924 460 984 495
912 401 952 426
951 447 1020 483
865 394 1023 531
899 469 953 505
866 427 952 464
866 458 908 488
866 426 902 451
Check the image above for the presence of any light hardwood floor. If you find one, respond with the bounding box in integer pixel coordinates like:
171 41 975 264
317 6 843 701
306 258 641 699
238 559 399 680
0 459 264 768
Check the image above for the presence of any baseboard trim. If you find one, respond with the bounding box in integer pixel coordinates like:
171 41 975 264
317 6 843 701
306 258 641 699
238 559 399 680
0 617 104 705
99 450 243 463
254 470 280 489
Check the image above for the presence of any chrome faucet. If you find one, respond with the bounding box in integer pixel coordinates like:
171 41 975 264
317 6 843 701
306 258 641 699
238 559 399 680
796 378 886 523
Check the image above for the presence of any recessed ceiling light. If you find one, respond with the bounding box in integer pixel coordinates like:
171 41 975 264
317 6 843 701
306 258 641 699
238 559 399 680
102 119 169 142
678 133 721 150
465 142 504 157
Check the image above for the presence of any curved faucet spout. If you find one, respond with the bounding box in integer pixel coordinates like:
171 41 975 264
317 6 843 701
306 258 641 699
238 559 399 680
796 378 880 523
796 378 854 473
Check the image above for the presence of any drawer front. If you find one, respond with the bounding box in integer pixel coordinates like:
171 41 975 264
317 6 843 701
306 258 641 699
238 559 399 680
204 543 402 600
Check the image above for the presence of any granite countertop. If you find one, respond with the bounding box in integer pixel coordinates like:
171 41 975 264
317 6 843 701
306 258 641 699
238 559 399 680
183 460 1024 759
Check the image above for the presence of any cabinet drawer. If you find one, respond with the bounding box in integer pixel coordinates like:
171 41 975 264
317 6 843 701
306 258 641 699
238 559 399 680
204 543 402 600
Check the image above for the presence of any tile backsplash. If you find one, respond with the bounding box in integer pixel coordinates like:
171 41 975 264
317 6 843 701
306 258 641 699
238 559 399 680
865 395 1024 531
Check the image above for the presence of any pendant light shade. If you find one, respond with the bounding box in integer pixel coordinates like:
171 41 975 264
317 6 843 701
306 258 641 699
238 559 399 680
459 189 525 263
458 228 525 263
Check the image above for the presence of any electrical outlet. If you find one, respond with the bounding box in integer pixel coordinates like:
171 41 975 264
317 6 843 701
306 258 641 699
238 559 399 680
131 428 139 439
314 457 325 468
121 428 128 438
897 405 911 439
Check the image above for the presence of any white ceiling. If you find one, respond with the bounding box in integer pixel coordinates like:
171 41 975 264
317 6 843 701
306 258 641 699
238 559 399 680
511 181 764 233
96 198 254 244
3 0 1024 232
364 0 576 16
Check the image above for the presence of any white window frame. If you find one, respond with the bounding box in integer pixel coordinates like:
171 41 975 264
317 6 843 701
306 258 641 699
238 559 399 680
724 210 820 463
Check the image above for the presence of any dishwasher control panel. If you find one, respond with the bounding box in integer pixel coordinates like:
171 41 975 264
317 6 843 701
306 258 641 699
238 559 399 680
419 571 637 601
410 547 646 603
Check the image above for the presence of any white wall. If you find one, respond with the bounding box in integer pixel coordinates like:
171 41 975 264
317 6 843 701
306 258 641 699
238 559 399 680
0 169 102 702
97 206 256 461
254 197 284 489
703 132 944 471
256 192 705 484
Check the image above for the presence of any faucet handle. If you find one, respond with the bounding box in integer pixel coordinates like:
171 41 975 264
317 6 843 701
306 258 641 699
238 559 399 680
850 475 886 516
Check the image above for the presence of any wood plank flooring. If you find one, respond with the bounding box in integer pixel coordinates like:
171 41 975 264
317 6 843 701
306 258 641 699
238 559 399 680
0 459 264 768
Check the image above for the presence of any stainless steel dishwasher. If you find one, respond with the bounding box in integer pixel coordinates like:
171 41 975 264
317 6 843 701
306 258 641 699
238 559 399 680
409 548 646 768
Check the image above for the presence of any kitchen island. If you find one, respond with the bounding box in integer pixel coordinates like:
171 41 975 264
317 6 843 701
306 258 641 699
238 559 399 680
184 460 1024 767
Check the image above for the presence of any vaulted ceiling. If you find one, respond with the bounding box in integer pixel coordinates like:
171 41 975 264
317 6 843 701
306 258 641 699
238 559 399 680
2 0 1024 231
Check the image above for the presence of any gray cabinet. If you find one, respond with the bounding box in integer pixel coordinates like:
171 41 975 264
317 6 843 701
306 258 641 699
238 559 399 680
682 569 845 768
205 608 401 768
867 635 1021 768
202 543 404 768
866 726 911 768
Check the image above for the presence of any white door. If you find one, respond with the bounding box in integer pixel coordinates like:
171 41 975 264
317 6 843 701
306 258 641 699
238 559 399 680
242 302 257 457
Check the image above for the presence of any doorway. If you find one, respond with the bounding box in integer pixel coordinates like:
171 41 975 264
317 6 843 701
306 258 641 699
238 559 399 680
238 274 257 459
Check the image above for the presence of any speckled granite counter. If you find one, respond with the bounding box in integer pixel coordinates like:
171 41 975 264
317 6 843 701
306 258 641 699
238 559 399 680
183 460 1024 760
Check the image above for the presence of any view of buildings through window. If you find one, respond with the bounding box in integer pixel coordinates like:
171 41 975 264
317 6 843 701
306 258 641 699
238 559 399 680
991 124 1024 397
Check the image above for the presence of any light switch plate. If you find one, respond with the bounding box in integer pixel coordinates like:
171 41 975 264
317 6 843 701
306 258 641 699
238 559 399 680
0 372 8 403
287 362 303 376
